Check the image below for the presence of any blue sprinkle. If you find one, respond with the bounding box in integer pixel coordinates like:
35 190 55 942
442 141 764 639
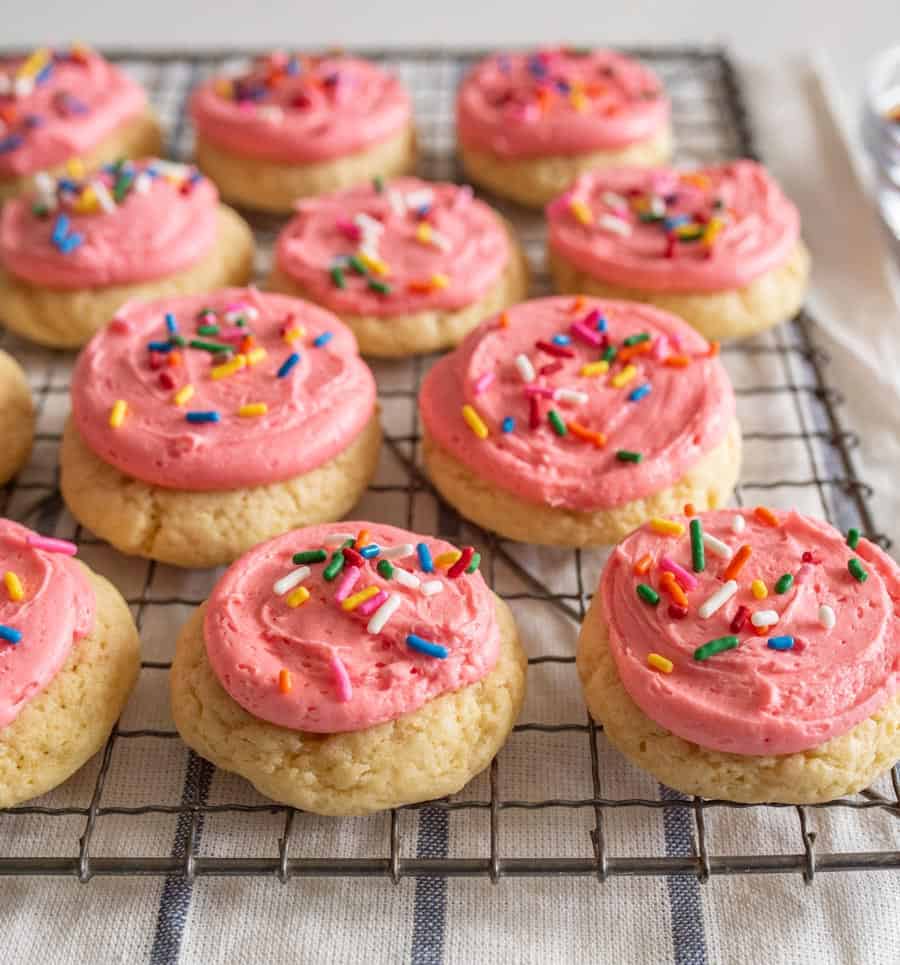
767 636 795 651
551 333 572 346
277 352 301 378
628 383 652 403
0 134 24 154
416 542 434 573
501 416 515 433
165 312 178 335
147 341 174 353
596 315 608 332
406 634 448 659
57 233 83 254
663 214 691 231
0 625 22 644
23 113 44 129
51 214 70 245
313 332 333 348
34 62 54 85
57 178 79 192
185 411 220 424
359 544 381 559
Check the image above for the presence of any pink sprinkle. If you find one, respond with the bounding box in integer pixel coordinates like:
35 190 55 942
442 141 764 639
110 317 131 334
334 566 361 603
26 534 77 556
336 218 361 241
659 556 699 591
357 590 388 617
473 371 496 395
452 184 473 210
570 321 605 347
224 301 247 313
669 334 683 352
330 654 353 703
652 336 669 360
219 326 247 342
524 385 554 398
582 308 602 327
795 563 814 585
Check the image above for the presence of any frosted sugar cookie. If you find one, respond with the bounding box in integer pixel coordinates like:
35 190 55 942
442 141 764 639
0 349 34 484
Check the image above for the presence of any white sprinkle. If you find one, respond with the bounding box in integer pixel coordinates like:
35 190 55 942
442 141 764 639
134 171 152 195
598 214 632 237
393 567 421 589
259 105 284 124
405 188 434 209
324 532 355 547
154 159 193 178
387 189 407 216
429 229 452 252
355 212 385 238
602 190 629 209
819 604 836 630
92 180 116 213
750 609 779 628
420 580 443 596
698 580 738 619
515 354 536 383
381 542 415 560
732 515 746 534
554 388 589 405
649 194 666 217
702 533 732 559
367 593 402 634
14 76 34 98
34 171 55 194
273 566 310 596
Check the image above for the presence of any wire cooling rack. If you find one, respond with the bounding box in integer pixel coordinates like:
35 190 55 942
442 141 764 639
0 46 898 886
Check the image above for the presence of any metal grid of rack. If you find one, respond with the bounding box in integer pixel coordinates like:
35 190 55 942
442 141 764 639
0 46 897 884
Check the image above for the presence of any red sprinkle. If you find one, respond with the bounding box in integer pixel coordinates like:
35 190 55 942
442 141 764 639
538 361 564 377
529 396 541 430
668 604 688 620
148 351 165 370
535 340 575 359
801 551 820 564
342 547 365 568
447 546 475 578
730 605 749 633
158 371 176 390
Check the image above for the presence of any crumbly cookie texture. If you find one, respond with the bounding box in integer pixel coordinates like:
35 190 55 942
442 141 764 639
59 413 383 569
171 596 526 815
422 418 741 548
0 567 140 807
0 109 163 204
0 204 254 349
458 124 673 208
576 592 900 804
550 240 811 341
0 350 35 486
195 124 417 214
267 227 530 358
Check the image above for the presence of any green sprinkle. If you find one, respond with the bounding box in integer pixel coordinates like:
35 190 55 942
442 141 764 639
368 279 391 295
774 573 794 594
373 176 385 193
189 338 233 354
330 265 346 289
677 228 704 243
694 636 739 661
323 550 346 581
616 450 643 463
465 551 482 574
348 255 367 275
638 212 665 223
636 583 660 605
601 345 617 363
848 558 868 582
196 324 220 336
690 518 705 573
548 409 567 436
292 549 328 565
169 334 186 347
377 559 394 579
847 527 860 549
623 333 650 346
113 171 134 202
31 202 49 218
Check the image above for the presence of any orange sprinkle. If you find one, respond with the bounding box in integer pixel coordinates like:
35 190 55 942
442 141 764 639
706 341 720 358
569 296 585 314
278 669 292 694
660 571 688 607
355 529 370 549
753 623 770 637
754 506 780 527
683 503 696 517
167 351 181 367
663 354 691 368
566 421 606 448
617 341 653 363
724 544 752 581
240 335 255 354
498 312 510 329
406 279 433 294
633 553 653 575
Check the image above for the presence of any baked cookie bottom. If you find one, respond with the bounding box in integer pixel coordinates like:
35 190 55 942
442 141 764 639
0 109 164 203
267 228 530 358
549 240 811 341
171 595 526 815
0 349 34 485
458 124 673 208
0 567 140 807
576 593 900 804
195 124 417 214
59 413 383 569
421 418 741 548
0 204 255 349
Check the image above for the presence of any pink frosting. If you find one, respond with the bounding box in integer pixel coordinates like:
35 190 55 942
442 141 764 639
0 519 95 729
0 160 218 289
456 48 669 159
71 289 376 491
190 53 411 163
419 296 734 511
0 47 147 178
204 521 499 732
547 161 801 292
275 177 511 316
601 508 900 756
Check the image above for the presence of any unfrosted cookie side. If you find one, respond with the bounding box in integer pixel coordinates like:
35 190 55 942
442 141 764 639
0 350 34 485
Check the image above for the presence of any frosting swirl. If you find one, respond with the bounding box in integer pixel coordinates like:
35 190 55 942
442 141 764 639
547 161 801 292
190 53 411 163
601 508 900 755
456 48 669 159
71 289 376 491
205 522 499 732
0 520 95 728
419 296 734 511
275 177 511 316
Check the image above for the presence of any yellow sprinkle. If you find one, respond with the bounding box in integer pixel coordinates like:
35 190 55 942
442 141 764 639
246 347 267 366
215 77 234 98
342 585 380 611
286 586 310 608
415 222 433 244
72 186 98 214
703 217 725 246
751 579 768 600
569 198 593 226
18 47 51 78
569 89 588 112
647 653 674 674
610 364 637 389
649 517 685 538
282 327 304 344
433 550 462 570
676 223 701 239
430 273 450 290
358 250 390 277
238 402 268 418
581 361 610 377
211 355 246 380
461 404 488 440
108 400 127 428
4 571 24 602
173 384 195 407
65 157 86 179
